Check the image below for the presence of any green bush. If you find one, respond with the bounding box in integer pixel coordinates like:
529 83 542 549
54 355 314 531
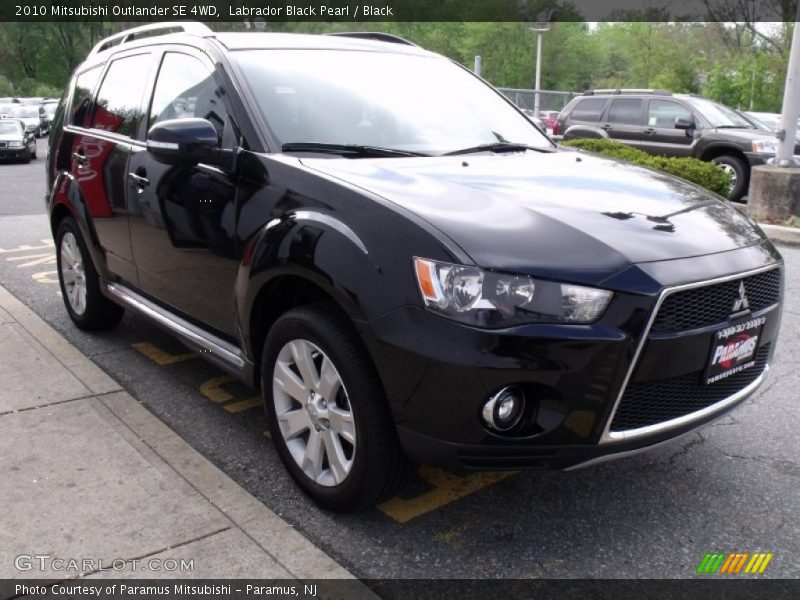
561 138 731 198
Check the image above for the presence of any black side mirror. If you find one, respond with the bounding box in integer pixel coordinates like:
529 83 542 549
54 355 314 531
147 118 225 167
674 117 694 130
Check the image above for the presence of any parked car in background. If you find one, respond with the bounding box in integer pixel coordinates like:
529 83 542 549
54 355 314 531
745 112 780 133
42 101 59 128
0 119 37 162
0 102 16 118
520 109 548 133
537 109 560 133
557 90 799 202
7 104 48 136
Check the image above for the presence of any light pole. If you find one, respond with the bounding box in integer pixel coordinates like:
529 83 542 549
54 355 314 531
530 11 556 117
774 16 800 166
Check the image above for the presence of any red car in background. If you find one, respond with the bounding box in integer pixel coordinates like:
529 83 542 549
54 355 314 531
537 110 560 133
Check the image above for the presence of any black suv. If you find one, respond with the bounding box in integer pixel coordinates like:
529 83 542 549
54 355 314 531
557 90 798 202
48 24 783 511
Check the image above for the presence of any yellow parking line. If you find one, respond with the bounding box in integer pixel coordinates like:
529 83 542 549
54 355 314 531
378 466 516 524
0 240 54 254
131 342 198 365
32 270 59 285
199 376 236 403
224 396 262 414
7 253 57 268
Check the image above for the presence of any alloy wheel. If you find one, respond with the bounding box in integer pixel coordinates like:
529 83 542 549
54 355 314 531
59 232 87 315
272 339 356 487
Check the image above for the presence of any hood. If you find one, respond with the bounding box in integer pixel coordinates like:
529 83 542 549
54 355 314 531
301 149 765 284
0 132 24 141
704 127 800 153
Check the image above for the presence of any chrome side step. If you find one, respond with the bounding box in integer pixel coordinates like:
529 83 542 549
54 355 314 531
102 280 254 384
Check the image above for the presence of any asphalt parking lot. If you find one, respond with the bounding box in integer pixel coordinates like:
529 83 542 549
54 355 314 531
1 136 799 580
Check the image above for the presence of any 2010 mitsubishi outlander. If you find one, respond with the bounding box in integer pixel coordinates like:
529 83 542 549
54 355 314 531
47 23 783 511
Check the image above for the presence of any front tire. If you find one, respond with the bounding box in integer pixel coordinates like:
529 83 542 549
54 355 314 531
261 304 412 511
711 154 748 202
56 217 124 331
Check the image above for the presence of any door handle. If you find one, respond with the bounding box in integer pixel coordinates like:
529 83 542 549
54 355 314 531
127 172 150 188
601 123 612 130
643 128 656 135
72 151 88 167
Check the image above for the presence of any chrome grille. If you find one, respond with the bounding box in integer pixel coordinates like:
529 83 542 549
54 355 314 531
610 344 770 432
651 268 781 333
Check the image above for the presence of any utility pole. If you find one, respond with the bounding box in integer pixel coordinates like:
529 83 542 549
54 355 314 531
774 17 800 166
530 11 556 117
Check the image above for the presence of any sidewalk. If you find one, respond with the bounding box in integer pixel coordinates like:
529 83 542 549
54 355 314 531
0 284 365 583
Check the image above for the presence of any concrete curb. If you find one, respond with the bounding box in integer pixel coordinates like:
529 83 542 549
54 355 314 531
760 223 800 246
0 284 375 593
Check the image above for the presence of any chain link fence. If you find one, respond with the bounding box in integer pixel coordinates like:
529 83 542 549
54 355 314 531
497 88 577 115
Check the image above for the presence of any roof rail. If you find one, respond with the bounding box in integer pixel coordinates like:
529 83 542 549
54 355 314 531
325 32 418 47
583 88 672 96
89 22 214 57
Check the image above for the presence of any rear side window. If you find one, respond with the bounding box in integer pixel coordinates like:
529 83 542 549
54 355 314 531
607 98 644 125
91 54 152 138
569 98 608 122
70 67 102 127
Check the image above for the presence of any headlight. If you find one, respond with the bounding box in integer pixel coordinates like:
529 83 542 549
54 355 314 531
8 141 23 147
414 257 613 327
752 139 777 153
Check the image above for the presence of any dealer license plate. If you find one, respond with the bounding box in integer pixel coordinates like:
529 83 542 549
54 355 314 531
704 316 766 385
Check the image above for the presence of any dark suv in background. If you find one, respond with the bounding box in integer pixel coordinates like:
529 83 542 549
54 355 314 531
557 90 798 202
48 24 783 511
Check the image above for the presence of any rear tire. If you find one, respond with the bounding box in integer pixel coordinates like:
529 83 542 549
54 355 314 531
711 155 748 202
261 303 412 511
56 217 124 331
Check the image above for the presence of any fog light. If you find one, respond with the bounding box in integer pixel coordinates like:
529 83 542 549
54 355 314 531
482 386 524 432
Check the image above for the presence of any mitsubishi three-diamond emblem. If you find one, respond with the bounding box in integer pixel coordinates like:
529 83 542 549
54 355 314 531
732 281 750 313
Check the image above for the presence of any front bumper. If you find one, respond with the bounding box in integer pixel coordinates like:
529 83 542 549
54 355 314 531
364 244 783 471
0 147 28 159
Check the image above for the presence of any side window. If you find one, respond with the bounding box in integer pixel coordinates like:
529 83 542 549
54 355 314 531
149 53 226 137
91 54 152 137
569 98 608 122
607 98 644 125
648 100 693 129
70 66 102 128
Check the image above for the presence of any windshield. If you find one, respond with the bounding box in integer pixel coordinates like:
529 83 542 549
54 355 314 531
235 50 551 155
0 121 22 134
749 113 779 132
9 106 39 118
44 103 58 117
685 98 752 128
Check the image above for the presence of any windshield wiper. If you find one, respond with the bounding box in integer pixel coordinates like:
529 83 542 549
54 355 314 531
715 125 751 129
281 142 429 158
443 142 548 156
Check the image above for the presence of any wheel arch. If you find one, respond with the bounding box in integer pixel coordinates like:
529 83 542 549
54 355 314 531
245 272 370 388
699 145 748 163
48 173 110 278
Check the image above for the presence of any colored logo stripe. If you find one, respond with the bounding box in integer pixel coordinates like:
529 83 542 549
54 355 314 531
697 552 773 574
697 553 726 574
745 553 774 574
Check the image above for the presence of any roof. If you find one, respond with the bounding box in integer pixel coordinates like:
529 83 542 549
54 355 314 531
213 32 434 56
